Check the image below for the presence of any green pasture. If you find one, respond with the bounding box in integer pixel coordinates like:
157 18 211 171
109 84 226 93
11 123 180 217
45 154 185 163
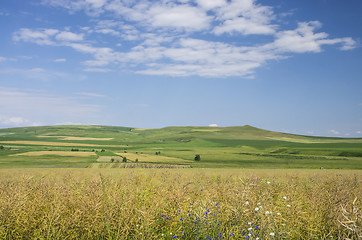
0 125 361 169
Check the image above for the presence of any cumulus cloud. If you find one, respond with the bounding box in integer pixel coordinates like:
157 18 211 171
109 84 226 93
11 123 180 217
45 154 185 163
17 0 355 77
270 21 355 53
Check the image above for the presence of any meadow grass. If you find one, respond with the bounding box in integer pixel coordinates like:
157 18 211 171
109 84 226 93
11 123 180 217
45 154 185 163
0 168 360 239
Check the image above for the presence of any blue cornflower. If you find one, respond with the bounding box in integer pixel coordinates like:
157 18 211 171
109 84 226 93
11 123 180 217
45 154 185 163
230 233 235 236
245 236 250 239
217 223 220 225
200 189 204 191
207 237 212 240
173 236 178 238
188 213 191 217
205 211 208 215
218 233 222 238
161 215 165 217
213 213 217 216
180 218 183 221
255 226 259 230
165 217 169 220
215 202 219 206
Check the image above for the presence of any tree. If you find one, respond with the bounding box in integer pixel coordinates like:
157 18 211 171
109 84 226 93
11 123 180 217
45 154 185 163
194 154 201 161
122 157 127 163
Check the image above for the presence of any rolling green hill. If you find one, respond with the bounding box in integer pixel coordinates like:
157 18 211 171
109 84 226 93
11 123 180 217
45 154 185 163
0 125 361 169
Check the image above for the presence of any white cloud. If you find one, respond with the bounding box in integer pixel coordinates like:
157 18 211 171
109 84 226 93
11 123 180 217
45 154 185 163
0 56 7 62
212 0 276 35
19 1 355 78
55 31 84 41
83 67 112 72
54 58 67 62
0 116 30 126
146 4 212 31
75 92 106 97
271 21 355 53
0 86 102 128
209 123 218 127
329 129 340 135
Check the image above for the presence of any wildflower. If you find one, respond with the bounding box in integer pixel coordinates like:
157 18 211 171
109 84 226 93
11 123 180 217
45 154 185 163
254 207 259 211
256 238 259 240
283 196 287 200
230 233 235 236
200 189 204 191
245 201 249 205
180 218 183 221
218 233 222 237
287 205 291 208
265 211 270 215
207 237 212 240
267 181 271 184
255 226 259 230
277 212 281 216
161 215 165 218
257 202 261 205
215 202 219 206
270 232 275 236
139 233 142 235
161 234 164 236
248 227 252 231
245 237 250 239
165 217 170 219
173 236 178 238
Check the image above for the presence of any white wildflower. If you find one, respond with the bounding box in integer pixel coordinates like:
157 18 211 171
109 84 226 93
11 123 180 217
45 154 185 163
287 205 291 207
248 227 253 231
248 222 252 225
257 202 261 205
254 207 260 211
270 232 275 236
267 181 271 184
277 212 281 216
245 201 249 205
283 196 287 200
265 211 270 215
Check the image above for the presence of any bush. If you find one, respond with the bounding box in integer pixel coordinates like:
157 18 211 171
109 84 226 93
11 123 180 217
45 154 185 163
194 154 201 161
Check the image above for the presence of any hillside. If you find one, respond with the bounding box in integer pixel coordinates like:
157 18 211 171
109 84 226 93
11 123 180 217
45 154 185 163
0 125 361 169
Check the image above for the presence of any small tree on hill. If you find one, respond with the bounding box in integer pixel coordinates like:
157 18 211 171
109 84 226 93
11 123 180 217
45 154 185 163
122 157 127 163
194 154 201 161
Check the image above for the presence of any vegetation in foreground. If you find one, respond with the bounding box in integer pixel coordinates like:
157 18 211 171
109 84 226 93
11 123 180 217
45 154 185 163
0 168 360 239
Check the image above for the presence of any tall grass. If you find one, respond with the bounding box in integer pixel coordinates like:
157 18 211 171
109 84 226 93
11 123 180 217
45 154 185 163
0 169 360 239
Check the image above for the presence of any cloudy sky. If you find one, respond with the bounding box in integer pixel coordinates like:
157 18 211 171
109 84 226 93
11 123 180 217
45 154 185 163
0 0 361 137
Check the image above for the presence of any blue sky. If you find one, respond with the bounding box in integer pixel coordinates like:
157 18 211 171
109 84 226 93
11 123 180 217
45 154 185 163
0 0 361 137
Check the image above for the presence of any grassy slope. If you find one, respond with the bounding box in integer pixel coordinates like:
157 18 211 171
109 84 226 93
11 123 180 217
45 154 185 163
0 125 361 169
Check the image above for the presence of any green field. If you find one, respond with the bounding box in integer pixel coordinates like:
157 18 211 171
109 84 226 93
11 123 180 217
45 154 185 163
0 125 361 169
0 125 361 239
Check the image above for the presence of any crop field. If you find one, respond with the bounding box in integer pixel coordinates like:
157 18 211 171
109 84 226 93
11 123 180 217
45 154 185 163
0 125 361 239
0 168 360 239
0 125 361 169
